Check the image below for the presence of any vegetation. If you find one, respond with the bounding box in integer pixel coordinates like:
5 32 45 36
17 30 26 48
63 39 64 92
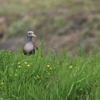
0 44 100 100
1 0 100 37
0 1 100 99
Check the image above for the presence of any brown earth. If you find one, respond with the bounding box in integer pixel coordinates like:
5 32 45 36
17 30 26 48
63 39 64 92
0 0 100 55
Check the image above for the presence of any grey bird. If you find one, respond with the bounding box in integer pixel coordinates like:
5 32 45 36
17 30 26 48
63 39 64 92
23 31 38 55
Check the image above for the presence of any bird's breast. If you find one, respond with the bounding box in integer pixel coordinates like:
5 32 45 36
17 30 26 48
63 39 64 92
24 42 34 52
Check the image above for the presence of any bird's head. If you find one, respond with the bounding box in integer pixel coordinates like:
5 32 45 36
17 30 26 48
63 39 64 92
27 31 36 38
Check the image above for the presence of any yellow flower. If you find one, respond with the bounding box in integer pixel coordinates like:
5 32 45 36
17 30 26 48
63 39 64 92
47 64 50 68
69 66 73 69
0 82 4 85
18 66 21 68
50 67 52 70
15 74 17 76
27 64 30 67
24 62 28 64
18 62 20 64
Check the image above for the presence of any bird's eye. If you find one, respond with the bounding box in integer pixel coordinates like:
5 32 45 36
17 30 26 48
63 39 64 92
28 33 31 35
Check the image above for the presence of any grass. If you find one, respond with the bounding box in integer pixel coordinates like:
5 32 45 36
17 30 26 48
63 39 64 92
0 43 100 100
1 1 100 99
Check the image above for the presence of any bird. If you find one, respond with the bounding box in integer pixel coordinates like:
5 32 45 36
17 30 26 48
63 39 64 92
23 31 38 55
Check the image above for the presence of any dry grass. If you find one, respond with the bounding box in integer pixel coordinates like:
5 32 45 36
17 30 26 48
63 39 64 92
0 0 100 54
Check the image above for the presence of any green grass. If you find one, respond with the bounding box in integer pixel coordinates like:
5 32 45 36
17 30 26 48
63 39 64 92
0 44 100 100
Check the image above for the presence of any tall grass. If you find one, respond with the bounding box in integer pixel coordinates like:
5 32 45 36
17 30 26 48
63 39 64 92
0 46 100 100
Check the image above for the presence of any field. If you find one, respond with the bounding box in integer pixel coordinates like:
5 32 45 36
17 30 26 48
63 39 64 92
1 0 100 100
0 43 100 100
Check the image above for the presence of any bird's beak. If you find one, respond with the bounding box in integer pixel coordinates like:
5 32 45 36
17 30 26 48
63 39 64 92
31 34 36 37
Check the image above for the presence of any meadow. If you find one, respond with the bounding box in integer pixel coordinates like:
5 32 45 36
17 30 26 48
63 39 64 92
0 44 100 100
0 1 100 99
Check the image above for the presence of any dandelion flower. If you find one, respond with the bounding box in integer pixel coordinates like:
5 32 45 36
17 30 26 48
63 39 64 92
47 64 50 68
69 66 73 69
0 82 4 85
27 64 30 67
15 74 17 76
24 62 28 64
18 62 20 64
18 66 21 68
50 67 52 70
